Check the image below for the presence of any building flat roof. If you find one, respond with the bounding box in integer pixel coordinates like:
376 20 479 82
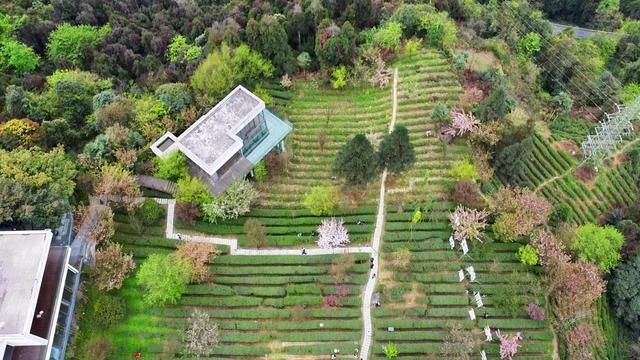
151 85 265 175
0 231 52 338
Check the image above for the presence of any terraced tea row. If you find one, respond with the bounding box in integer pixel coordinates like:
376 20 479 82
512 135 638 223
373 210 553 359
263 84 392 209
387 50 468 206
107 222 369 359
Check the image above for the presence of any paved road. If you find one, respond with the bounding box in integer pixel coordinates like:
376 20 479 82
550 22 617 39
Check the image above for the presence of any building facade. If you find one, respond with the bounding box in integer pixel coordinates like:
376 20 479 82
151 85 293 194
0 228 80 360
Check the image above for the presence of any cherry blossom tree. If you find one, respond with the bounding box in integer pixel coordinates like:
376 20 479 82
449 205 489 243
183 309 220 358
497 330 523 360
443 109 480 137
526 303 546 321
317 218 350 249
549 261 605 318
441 324 474 360
530 229 570 268
323 294 341 308
491 187 553 240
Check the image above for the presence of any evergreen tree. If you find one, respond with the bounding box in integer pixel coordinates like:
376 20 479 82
475 85 516 122
379 125 416 174
334 134 380 186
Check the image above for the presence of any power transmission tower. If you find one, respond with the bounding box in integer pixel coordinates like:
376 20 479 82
581 97 640 162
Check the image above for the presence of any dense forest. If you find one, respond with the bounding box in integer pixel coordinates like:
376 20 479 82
3 0 640 359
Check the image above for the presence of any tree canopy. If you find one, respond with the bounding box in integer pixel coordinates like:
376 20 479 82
136 253 192 306
334 134 380 186
379 125 416 174
609 254 640 333
572 224 624 272
0 147 76 228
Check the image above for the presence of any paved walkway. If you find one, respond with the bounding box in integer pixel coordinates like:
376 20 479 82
153 68 399 359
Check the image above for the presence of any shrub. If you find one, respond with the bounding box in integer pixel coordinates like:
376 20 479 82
96 99 135 128
517 245 539 266
137 199 165 226
450 181 482 208
379 125 416 174
93 242 135 291
303 186 340 216
431 103 450 125
404 38 423 54
0 118 40 150
202 180 258 223
253 160 267 181
572 224 624 272
154 150 189 182
244 218 268 248
94 164 142 210
451 159 479 181
5 85 30 118
418 11 457 49
176 242 219 283
136 253 193 306
176 201 201 225
372 21 403 52
331 66 347 89
383 342 399 358
91 293 126 329
176 176 212 206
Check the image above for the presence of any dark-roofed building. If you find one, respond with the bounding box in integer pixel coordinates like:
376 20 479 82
0 230 80 360
150 85 293 194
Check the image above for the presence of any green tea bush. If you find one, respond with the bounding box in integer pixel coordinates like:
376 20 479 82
92 293 126 329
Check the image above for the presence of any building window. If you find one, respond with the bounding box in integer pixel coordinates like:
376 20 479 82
238 112 269 155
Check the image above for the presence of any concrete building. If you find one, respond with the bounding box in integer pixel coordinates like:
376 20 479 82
0 227 80 360
151 85 293 194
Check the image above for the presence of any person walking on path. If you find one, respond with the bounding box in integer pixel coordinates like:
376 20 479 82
302 248 307 255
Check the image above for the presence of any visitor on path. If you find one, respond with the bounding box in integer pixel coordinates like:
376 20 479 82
370 262 374 269
302 248 307 255
372 273 376 279
177 233 182 240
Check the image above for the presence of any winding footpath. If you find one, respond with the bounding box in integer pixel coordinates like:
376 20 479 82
154 68 399 359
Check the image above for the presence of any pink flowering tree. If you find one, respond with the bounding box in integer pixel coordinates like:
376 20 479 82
526 303 545 321
317 218 350 249
335 284 349 297
497 331 523 360
443 109 480 137
449 205 490 243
